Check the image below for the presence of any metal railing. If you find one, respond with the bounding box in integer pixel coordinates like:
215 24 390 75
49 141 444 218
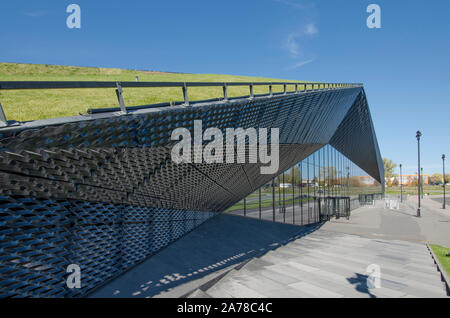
0 81 363 127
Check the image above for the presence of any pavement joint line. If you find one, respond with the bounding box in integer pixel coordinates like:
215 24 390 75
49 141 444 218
318 228 431 245
201 228 447 298
180 224 319 298
426 244 450 296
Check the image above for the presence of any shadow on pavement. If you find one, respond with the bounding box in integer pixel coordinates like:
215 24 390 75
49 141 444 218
89 213 323 298
347 273 376 298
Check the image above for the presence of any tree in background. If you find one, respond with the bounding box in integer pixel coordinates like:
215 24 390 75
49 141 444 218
445 174 450 184
392 178 399 186
383 158 397 179
349 176 362 187
319 166 337 186
430 173 443 184
430 173 450 184
286 166 301 186
387 178 392 187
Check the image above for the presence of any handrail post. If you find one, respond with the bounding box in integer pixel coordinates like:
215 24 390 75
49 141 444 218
183 83 189 106
283 84 287 95
249 84 254 99
269 84 273 97
295 84 298 93
0 97 7 127
115 82 127 114
223 83 228 101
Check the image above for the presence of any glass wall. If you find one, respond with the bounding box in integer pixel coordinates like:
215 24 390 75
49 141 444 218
227 145 383 225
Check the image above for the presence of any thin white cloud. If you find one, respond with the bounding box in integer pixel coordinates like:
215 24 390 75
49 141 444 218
304 23 318 36
284 23 318 58
285 33 301 57
275 0 314 10
286 59 315 70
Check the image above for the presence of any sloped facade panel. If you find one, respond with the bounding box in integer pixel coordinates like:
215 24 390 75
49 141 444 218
0 86 383 297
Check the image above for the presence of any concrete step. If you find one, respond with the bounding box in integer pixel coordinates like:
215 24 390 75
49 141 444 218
187 289 212 298
206 277 266 298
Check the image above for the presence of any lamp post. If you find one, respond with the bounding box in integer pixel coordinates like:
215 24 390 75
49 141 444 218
416 131 422 217
421 167 424 199
443 154 446 209
400 164 403 203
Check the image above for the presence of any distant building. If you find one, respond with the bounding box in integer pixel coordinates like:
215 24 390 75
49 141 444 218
387 174 429 186
358 176 377 186
299 180 316 187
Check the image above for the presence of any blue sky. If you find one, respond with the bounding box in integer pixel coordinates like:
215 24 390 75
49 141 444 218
1 0 450 175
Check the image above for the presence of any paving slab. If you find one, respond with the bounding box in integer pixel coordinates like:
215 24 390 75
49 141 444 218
207 279 266 298
93 201 449 298
289 281 344 298
202 228 448 298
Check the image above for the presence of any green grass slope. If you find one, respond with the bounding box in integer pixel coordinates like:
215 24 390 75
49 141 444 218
0 62 301 122
430 244 450 277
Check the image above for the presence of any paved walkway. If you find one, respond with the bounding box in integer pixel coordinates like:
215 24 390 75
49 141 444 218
321 195 450 247
89 214 315 298
91 196 449 298
196 230 447 298
189 198 449 298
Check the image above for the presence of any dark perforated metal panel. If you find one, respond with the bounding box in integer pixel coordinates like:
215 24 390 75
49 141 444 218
0 87 383 297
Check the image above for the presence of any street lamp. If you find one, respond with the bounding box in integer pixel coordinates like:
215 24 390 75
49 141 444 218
416 131 422 217
443 154 446 209
421 167 424 199
400 164 403 203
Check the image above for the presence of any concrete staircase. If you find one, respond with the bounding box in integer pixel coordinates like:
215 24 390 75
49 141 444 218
186 230 448 298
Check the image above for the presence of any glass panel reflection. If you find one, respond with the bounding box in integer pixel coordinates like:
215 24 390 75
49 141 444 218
227 145 383 225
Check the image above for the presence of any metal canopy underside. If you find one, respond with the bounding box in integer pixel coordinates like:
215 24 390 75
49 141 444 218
0 86 383 297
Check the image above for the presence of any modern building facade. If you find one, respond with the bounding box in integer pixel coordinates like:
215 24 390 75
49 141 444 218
0 82 383 297
228 144 382 223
